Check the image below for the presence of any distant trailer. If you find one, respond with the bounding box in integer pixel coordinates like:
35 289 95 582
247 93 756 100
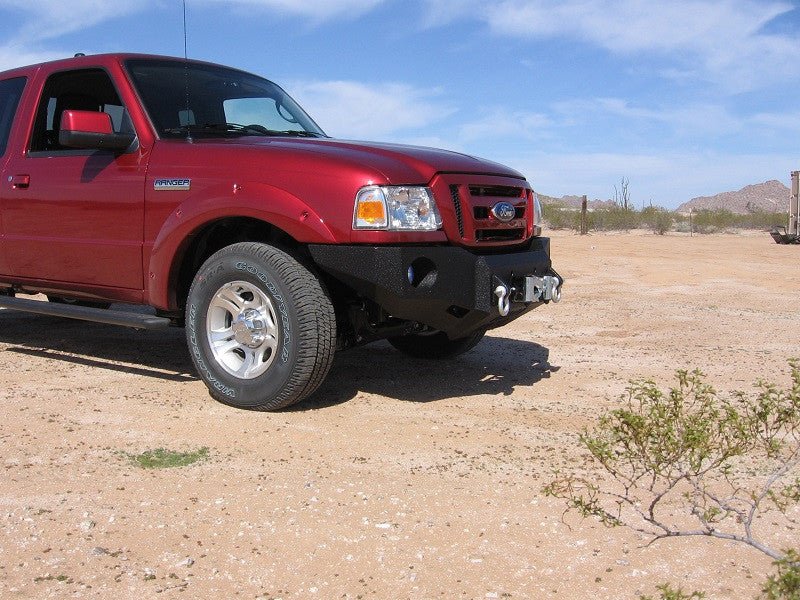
770 171 800 244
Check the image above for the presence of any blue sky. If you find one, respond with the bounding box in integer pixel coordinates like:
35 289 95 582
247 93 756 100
1 0 798 208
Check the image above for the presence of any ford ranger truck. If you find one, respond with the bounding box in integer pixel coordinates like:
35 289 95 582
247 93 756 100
0 54 562 410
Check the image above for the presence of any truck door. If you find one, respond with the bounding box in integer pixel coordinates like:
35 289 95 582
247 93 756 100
1 68 145 289
0 76 28 278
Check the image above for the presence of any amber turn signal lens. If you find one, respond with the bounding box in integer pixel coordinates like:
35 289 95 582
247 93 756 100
353 186 388 228
357 200 386 223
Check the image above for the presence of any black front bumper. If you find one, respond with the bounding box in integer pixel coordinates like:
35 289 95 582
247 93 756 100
308 238 562 339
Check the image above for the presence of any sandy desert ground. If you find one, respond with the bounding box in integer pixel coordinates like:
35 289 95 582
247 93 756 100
0 230 798 599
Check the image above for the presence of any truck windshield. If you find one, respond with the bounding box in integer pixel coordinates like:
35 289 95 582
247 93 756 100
125 59 326 139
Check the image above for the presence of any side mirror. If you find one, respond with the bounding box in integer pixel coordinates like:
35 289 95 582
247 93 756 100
58 110 136 152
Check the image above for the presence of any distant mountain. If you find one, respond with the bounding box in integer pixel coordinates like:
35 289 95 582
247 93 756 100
676 180 789 214
538 193 616 210
539 180 790 214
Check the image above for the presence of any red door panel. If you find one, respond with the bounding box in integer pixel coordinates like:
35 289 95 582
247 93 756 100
2 150 146 289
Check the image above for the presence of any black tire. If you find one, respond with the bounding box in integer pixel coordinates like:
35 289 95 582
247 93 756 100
47 295 111 309
388 329 486 360
185 242 336 410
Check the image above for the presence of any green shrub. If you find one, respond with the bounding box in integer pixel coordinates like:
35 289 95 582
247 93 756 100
542 204 581 230
761 550 800 600
641 206 673 235
124 447 209 469
592 206 640 231
546 362 800 597
542 203 783 235
640 584 705 600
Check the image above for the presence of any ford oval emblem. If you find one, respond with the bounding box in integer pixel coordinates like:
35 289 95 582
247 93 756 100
491 202 516 223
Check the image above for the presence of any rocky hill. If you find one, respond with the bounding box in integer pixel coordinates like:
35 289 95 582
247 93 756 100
538 193 616 210
676 180 788 214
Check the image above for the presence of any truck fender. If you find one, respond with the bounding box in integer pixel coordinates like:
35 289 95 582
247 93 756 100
146 182 337 309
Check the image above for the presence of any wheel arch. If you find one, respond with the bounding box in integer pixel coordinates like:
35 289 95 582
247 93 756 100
146 186 338 311
173 216 303 314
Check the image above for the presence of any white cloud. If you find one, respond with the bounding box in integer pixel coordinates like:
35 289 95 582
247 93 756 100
553 97 744 137
0 0 386 71
198 0 385 22
752 111 800 133
458 108 552 142
422 0 483 26
422 0 800 91
0 0 151 44
481 0 786 53
286 80 455 138
552 97 800 143
0 43 63 72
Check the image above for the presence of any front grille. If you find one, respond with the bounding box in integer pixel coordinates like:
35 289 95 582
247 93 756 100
449 185 465 237
439 178 532 246
469 185 522 198
473 206 525 220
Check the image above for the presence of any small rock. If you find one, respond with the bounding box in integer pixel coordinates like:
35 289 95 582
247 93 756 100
79 520 96 532
90 547 109 556
176 557 195 568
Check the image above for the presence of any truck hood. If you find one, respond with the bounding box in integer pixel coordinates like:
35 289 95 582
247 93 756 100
311 139 526 182
198 136 526 184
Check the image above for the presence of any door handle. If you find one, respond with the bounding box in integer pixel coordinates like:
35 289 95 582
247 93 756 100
9 174 30 189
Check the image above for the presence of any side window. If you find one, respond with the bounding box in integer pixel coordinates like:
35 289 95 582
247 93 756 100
0 77 26 157
30 69 133 153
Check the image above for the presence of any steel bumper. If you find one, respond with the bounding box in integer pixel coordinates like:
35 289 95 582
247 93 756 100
308 238 562 338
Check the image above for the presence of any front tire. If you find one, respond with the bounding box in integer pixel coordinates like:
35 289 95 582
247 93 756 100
186 242 335 410
388 329 486 360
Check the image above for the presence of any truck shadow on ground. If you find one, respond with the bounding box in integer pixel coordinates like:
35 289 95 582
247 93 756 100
297 336 558 409
0 310 195 383
0 310 557 406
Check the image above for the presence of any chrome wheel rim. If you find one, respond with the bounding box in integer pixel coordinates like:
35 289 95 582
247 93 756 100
206 280 279 379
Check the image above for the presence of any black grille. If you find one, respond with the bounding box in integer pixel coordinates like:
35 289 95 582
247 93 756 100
449 185 465 237
468 185 522 198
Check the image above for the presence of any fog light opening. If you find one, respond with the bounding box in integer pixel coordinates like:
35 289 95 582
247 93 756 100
408 257 437 288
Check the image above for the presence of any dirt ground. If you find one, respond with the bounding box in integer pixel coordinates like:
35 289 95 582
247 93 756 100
1 230 798 599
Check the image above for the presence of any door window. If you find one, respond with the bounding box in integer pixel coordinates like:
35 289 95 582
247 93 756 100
29 69 133 154
0 77 26 156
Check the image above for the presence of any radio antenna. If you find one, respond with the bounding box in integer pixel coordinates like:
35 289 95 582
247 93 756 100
182 0 193 142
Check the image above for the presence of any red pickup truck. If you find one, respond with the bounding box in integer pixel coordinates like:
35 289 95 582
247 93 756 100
0 53 562 410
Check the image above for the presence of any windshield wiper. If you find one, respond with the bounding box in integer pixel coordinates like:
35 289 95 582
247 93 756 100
276 130 324 138
164 123 323 138
164 123 272 136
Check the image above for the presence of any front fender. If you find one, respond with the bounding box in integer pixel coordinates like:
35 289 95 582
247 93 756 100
146 182 337 309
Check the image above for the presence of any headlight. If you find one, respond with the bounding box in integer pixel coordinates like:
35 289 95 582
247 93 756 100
353 185 442 231
533 191 543 227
